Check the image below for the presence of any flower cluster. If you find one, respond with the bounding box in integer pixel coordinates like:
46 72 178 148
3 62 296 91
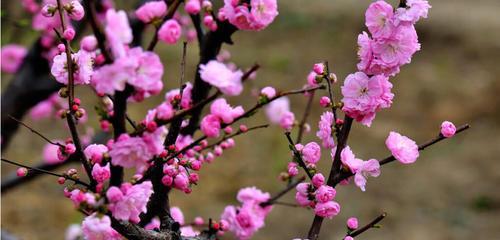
201 98 244 138
219 0 279 31
106 181 154 223
221 187 273 240
295 174 340 218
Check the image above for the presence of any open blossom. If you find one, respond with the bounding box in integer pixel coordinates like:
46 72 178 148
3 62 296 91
201 114 221 138
371 25 420 70
43 143 62 164
135 1 167 24
82 214 121 240
199 60 243 96
315 185 336 203
265 97 290 124
90 57 133 95
51 50 94 85
210 98 244 124
1 44 27 73
441 121 456 138
365 0 395 39
158 19 182 45
65 1 85 21
105 9 133 58
316 111 335 148
340 146 380 191
220 0 278 31
395 0 431 24
221 187 272 240
65 224 82 240
109 134 155 172
107 181 154 223
260 86 276 98
341 72 393 127
80 35 98 52
385 131 419 164
92 163 111 183
314 201 340 218
84 144 108 164
302 142 321 164
128 47 164 98
165 82 193 109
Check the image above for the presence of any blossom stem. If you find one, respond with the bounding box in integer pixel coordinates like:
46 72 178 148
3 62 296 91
0 158 90 188
261 176 306 207
285 132 314 180
8 115 64 148
347 212 387 238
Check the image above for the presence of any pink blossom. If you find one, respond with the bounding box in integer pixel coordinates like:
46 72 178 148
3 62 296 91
371 25 420 70
356 31 374 73
237 187 271 204
29 100 54 120
105 9 133 58
65 1 85 21
109 134 154 172
51 50 94 85
201 114 221 138
1 44 27 73
126 47 164 98
84 144 108 164
249 0 279 29
221 204 267 240
279 111 295 131
91 56 136 95
365 1 395 39
260 86 276 98
314 201 340 218
185 0 201 15
395 0 431 24
287 162 299 176
168 206 186 226
156 102 175 120
135 1 167 23
265 97 290 124
344 236 354 240
43 143 62 164
307 71 319 87
80 35 98 52
440 121 456 138
81 214 121 240
65 224 82 240
341 72 393 127
181 226 200 237
340 146 381 191
347 217 358 229
296 182 310 194
91 163 111 183
107 181 154 223
199 60 243 96
302 142 321 164
385 131 419 164
16 167 28 177
313 63 325 75
295 192 311 207
312 173 325 188
158 19 182 45
319 96 331 107
316 111 335 148
173 172 190 191
315 185 336 203
210 98 244 124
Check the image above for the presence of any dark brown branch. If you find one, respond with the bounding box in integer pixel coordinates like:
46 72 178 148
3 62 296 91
347 212 387 238
1 158 90 187
83 0 113 63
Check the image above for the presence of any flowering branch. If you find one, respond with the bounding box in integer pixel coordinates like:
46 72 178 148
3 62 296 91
285 133 314 180
146 0 182 51
1 158 90 188
261 176 306 207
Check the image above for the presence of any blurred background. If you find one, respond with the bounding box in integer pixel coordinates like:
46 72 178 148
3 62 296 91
2 0 500 239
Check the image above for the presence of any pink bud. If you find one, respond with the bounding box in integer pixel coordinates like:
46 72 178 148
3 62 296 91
205 152 215 163
80 36 97 52
224 126 233 134
57 44 66 52
214 146 223 156
58 177 66 184
63 28 76 41
239 124 248 132
16 167 28 177
162 175 173 186
347 217 358 230
106 186 123 202
189 173 199 183
202 0 212 10
66 1 85 21
312 173 325 188
319 96 331 107
41 4 56 17
191 160 202 171
203 15 214 28
194 217 204 225
313 63 325 75
440 121 456 138
65 143 76 154
185 0 201 14
261 86 277 98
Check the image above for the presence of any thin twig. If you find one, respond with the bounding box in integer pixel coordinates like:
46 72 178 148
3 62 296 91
8 115 64 147
296 92 315 143
1 158 90 187
285 133 314 180
347 212 387 238
261 176 306 207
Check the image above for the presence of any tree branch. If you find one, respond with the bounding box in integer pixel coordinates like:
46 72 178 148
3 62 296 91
347 212 387 238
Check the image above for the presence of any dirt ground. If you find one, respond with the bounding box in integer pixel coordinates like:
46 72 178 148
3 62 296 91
2 0 500 239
